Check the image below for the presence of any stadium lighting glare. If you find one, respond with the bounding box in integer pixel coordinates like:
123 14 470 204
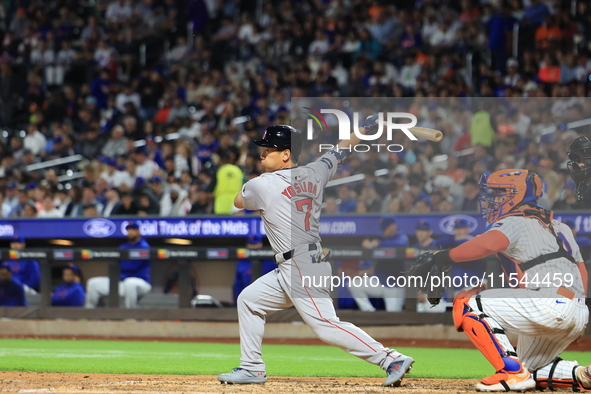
49 239 75 246
164 238 192 245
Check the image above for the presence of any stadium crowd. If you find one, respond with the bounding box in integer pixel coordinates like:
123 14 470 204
0 0 590 221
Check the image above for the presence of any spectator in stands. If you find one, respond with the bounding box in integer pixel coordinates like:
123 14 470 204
102 125 128 158
459 177 481 212
337 184 357 213
81 186 104 214
214 148 243 214
103 188 123 216
119 191 139 215
0 262 27 307
37 193 64 218
164 184 191 216
51 263 85 307
5 235 40 295
134 147 158 180
85 221 151 308
23 124 47 156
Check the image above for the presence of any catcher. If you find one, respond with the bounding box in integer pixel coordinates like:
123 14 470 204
410 169 590 392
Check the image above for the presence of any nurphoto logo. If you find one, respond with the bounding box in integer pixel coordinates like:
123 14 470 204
304 109 418 153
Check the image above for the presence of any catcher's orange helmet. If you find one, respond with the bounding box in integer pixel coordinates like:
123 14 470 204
478 169 543 223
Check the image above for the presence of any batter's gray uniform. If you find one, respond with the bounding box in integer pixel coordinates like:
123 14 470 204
238 150 401 372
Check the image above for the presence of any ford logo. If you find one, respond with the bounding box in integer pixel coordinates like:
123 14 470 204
439 215 479 235
83 219 117 238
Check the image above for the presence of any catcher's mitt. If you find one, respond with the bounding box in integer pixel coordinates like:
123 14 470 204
407 250 453 306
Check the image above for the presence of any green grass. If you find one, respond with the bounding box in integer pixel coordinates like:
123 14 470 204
0 339 590 379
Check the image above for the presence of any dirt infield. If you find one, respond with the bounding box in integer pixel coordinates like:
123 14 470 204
0 372 479 393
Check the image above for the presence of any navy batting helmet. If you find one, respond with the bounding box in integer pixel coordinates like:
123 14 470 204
253 125 303 163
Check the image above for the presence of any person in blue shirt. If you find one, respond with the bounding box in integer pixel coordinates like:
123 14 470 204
85 222 152 308
52 263 85 307
435 218 485 298
6 235 40 295
412 220 438 250
363 216 410 248
412 220 445 313
350 216 409 312
233 235 276 305
435 219 474 248
0 262 27 307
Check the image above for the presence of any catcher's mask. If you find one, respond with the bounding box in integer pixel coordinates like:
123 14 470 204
478 169 543 223
566 136 591 200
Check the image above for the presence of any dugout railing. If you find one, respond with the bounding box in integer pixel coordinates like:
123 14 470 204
0 247 588 332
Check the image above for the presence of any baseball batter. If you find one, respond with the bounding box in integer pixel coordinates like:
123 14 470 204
218 119 414 386
420 169 590 392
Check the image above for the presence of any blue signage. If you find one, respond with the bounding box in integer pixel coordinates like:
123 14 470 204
0 213 590 239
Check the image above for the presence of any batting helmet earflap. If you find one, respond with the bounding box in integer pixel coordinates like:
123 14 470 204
253 125 303 163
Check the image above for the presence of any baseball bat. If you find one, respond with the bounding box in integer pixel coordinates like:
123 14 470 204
409 127 443 142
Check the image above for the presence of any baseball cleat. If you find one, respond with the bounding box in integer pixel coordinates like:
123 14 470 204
382 354 414 387
218 368 267 384
476 368 535 392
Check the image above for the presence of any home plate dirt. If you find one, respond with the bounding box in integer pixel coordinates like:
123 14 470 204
0 372 483 393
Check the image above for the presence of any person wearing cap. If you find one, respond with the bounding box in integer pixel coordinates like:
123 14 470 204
0 262 27 307
214 148 244 214
460 177 482 212
350 216 409 313
413 220 437 249
363 216 410 249
5 182 19 211
86 222 151 308
233 235 276 305
51 264 85 307
563 220 591 249
436 219 474 248
504 58 521 87
101 157 126 189
413 220 445 313
134 147 159 180
5 235 41 295
149 176 167 213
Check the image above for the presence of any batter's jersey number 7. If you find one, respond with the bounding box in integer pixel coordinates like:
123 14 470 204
295 198 313 231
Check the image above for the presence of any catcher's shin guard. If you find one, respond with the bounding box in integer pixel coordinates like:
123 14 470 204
453 296 520 373
534 359 591 392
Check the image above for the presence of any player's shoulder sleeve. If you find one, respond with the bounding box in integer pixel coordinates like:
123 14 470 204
241 175 269 211
305 150 345 184
487 216 524 247
555 222 584 262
